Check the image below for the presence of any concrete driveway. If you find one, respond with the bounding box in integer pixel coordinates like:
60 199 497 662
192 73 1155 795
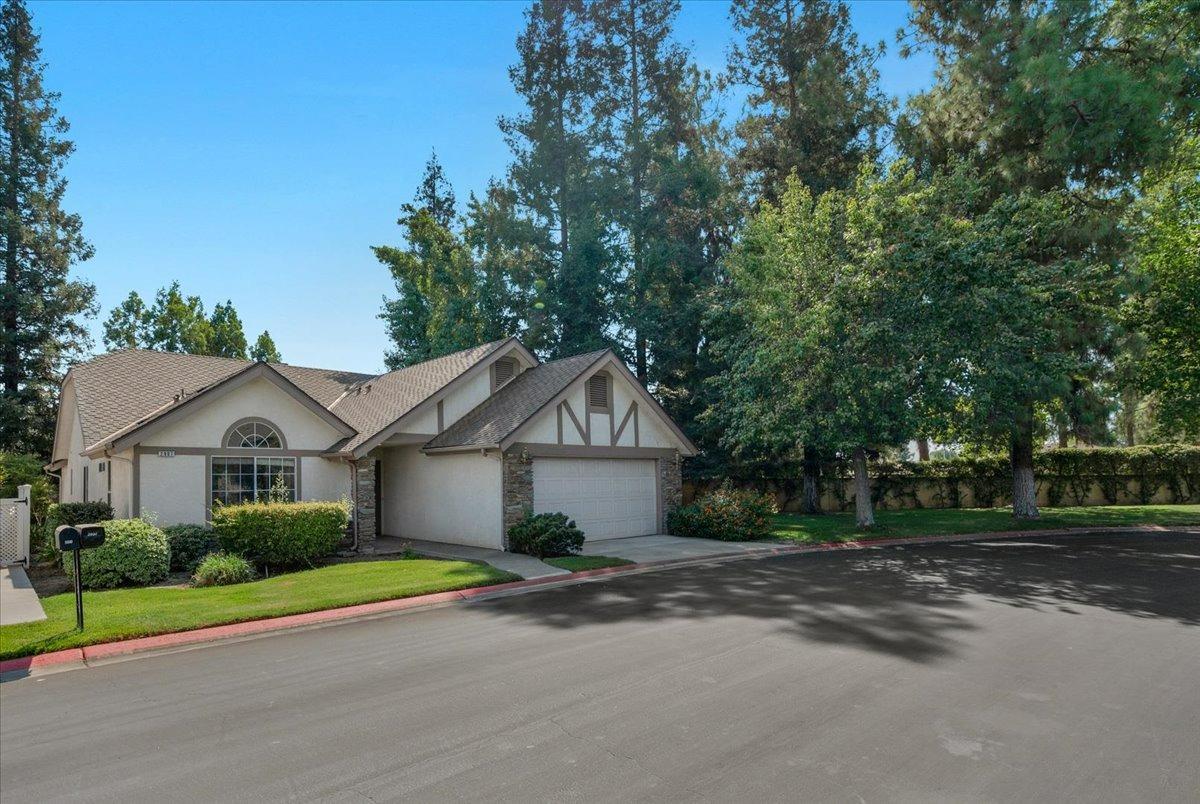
583 532 781 563
2 532 1197 801
0 565 46 626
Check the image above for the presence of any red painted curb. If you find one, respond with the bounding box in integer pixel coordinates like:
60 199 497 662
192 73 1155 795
4 524 1193 674
0 648 85 675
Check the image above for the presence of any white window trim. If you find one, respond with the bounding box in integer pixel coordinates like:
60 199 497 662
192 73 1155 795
210 455 298 507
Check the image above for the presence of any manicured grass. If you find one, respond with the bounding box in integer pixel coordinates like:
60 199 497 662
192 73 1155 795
772 504 1200 545
543 555 635 572
0 558 517 660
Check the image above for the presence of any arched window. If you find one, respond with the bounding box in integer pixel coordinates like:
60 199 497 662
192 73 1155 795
224 419 284 449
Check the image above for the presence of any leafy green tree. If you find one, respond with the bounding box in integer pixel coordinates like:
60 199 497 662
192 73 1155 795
1121 136 1200 441
0 0 95 455
898 0 1199 517
207 300 248 359
249 330 281 363
141 281 210 355
102 290 146 350
713 167 931 527
726 0 891 202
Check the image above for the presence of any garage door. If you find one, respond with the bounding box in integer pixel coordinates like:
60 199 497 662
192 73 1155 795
533 458 658 540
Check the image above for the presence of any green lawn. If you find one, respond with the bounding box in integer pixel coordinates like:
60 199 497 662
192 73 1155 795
772 504 1200 545
0 558 517 660
543 555 636 572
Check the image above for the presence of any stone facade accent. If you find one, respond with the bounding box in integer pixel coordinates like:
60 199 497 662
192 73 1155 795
659 450 682 533
501 447 533 549
354 457 378 553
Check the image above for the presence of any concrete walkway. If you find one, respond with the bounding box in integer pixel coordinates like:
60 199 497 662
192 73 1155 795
378 537 571 580
583 533 781 563
0 565 46 626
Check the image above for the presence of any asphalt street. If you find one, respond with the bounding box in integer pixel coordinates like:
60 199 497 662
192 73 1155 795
2 532 1197 802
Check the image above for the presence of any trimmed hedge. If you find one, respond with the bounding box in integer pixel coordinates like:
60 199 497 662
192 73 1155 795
62 518 170 589
669 483 777 541
212 501 349 567
697 445 1200 512
191 552 256 587
164 524 218 572
508 512 585 558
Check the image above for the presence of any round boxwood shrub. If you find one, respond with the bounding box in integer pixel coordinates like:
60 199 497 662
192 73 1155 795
212 501 349 567
164 524 218 572
62 518 170 589
668 483 778 542
191 552 256 587
507 511 585 558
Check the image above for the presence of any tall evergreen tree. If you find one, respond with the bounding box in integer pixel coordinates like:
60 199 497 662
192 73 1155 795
726 0 891 202
500 0 616 357
249 330 281 363
0 0 95 455
898 0 1199 517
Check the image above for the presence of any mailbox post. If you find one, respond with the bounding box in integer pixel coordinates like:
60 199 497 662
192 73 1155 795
55 524 106 630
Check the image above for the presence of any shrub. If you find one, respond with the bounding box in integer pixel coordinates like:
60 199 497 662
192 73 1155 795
507 511 585 558
42 500 115 563
164 524 218 572
212 500 349 567
669 483 778 542
62 518 170 589
191 552 256 587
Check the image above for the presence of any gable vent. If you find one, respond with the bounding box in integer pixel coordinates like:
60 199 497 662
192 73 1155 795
494 357 516 388
587 374 609 409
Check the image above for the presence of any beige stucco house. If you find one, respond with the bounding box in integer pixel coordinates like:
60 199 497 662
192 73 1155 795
46 338 696 551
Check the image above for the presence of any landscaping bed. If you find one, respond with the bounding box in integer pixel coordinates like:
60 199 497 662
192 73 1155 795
771 504 1200 544
0 557 517 660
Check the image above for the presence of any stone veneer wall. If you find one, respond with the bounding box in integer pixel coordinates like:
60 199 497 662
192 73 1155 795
501 447 533 549
354 457 377 553
659 451 682 533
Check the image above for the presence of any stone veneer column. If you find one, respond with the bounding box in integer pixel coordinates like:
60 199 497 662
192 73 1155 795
501 448 533 549
659 450 682 533
354 458 377 553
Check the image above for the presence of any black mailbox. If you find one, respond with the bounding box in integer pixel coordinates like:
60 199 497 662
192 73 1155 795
56 524 106 551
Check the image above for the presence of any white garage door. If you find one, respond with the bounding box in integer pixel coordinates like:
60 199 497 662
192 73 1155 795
533 458 658 540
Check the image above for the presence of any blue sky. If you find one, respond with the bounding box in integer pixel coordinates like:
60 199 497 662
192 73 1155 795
38 0 934 374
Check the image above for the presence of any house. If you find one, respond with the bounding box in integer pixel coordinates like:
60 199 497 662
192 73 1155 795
46 338 697 551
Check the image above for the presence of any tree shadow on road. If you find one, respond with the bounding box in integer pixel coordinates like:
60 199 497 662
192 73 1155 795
478 533 1200 664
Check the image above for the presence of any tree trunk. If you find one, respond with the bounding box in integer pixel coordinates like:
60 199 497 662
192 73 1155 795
916 438 930 462
852 447 874 528
800 444 821 514
2 49 24 398
628 0 648 382
1011 408 1040 519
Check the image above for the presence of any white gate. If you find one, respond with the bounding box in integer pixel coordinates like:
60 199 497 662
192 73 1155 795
0 484 31 565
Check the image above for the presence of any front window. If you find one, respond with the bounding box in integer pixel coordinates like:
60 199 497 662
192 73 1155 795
226 420 283 449
211 456 296 506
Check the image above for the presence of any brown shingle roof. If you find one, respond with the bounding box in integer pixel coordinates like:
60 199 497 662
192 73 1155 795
67 341 514 455
424 350 609 450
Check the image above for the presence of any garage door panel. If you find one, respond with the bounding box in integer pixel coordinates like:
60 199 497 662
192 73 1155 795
533 458 657 540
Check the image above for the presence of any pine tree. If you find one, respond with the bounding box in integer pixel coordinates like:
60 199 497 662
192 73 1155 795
898 0 1198 517
249 330 281 363
726 0 891 202
0 0 95 455
500 0 616 357
207 300 248 359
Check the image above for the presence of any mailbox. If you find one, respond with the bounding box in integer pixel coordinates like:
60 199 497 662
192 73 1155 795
56 524 106 551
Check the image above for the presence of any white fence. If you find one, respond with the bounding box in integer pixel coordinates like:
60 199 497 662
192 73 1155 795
0 484 31 565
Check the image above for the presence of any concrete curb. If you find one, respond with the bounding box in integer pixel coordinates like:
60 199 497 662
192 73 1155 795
3 524 1195 679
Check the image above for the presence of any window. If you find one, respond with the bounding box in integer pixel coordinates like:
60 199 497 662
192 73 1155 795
492 356 517 390
225 420 283 449
211 456 296 507
587 373 610 411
